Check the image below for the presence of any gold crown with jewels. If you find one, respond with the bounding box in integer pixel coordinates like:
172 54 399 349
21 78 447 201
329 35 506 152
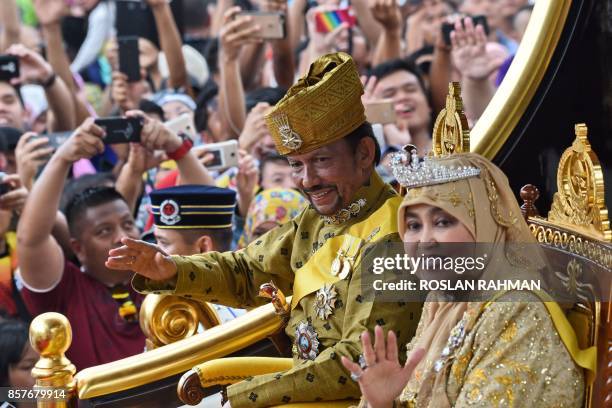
390 145 481 188
391 82 479 188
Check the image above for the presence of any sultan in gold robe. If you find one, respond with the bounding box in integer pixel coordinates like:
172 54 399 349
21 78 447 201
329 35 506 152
133 171 422 407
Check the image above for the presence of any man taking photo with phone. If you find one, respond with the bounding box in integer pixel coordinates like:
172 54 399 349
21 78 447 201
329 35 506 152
0 43 75 320
16 113 208 370
2 44 75 132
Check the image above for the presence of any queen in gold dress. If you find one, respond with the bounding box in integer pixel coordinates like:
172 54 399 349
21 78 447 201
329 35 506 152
342 150 594 408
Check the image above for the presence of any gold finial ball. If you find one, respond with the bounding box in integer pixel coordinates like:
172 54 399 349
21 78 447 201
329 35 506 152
29 313 72 357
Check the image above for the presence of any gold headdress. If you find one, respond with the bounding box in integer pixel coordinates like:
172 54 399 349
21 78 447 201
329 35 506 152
265 52 366 155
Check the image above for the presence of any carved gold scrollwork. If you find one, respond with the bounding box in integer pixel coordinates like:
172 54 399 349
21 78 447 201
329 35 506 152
432 82 470 156
548 124 611 241
517 124 609 408
529 222 612 271
140 295 222 349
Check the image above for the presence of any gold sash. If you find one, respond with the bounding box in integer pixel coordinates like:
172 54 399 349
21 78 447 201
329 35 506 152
291 196 402 309
542 301 597 384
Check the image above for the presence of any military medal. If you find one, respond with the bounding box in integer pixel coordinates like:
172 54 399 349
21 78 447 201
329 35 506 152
338 259 352 280
331 254 342 277
331 238 353 277
332 235 362 280
294 321 319 360
314 284 338 320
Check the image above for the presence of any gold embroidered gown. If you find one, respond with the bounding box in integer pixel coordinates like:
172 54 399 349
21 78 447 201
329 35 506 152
133 172 422 407
396 294 584 407
364 152 590 408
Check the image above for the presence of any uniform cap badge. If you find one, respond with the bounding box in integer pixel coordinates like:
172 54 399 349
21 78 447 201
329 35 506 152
159 199 181 225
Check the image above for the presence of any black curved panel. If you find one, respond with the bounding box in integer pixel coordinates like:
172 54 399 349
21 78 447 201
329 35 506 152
493 0 611 211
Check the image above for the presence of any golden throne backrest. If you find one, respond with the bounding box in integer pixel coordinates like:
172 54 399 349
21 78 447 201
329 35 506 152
526 123 611 305
521 123 611 408
546 123 610 242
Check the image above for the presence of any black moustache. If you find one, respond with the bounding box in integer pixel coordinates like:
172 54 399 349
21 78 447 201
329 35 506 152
303 186 337 194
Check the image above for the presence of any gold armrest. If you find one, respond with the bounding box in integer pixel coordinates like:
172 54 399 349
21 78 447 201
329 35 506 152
76 300 288 399
178 357 359 407
194 357 293 387
272 403 357 408
177 357 293 405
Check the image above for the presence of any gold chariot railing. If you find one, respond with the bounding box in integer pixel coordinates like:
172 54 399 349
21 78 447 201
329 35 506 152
26 87 611 408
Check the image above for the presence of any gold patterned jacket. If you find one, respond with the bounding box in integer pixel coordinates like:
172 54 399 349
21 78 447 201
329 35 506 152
396 292 584 407
133 172 422 407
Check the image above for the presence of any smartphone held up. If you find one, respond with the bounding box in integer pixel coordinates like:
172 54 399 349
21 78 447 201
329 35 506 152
441 15 489 46
95 117 144 144
0 55 19 82
236 11 286 40
164 113 197 140
365 100 397 125
33 131 72 151
118 36 141 82
194 140 239 172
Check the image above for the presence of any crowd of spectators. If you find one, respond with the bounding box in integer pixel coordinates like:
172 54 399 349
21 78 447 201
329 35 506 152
0 0 532 395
